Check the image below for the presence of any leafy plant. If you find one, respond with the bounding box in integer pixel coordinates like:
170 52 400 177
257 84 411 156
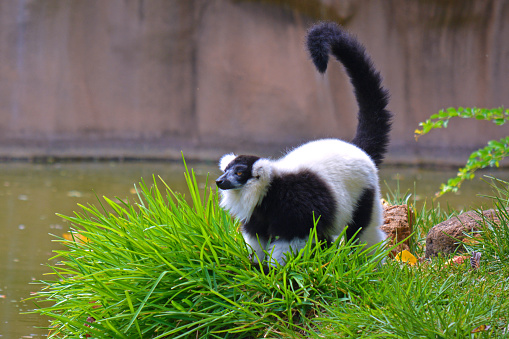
415 107 509 196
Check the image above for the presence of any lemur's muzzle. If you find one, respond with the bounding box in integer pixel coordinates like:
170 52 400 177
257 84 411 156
215 173 234 190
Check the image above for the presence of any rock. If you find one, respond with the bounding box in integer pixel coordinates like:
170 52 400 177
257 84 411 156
381 203 414 257
425 209 503 258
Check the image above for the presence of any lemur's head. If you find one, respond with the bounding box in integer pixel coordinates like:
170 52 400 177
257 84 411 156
216 154 271 190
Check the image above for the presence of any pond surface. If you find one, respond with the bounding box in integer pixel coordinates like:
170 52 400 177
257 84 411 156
1 161 508 338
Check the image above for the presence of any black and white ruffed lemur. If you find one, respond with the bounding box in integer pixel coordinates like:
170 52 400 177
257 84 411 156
215 22 392 267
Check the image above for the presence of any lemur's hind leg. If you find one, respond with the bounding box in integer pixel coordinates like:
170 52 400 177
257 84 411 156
267 237 308 267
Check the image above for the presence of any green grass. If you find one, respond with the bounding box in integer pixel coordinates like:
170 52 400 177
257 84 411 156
31 162 509 338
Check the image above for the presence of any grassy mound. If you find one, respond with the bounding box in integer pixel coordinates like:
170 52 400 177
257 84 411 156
32 161 388 338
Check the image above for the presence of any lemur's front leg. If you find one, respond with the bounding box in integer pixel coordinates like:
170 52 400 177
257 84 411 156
242 231 268 264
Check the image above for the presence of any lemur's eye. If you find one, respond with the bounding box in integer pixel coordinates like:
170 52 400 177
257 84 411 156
236 171 243 176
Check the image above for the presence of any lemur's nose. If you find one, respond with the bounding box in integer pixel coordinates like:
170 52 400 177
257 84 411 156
215 173 227 189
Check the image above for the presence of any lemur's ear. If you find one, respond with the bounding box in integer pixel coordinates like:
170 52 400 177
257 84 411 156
219 153 237 172
252 159 272 182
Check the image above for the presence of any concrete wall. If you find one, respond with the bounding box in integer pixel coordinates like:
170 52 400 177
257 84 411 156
0 0 508 165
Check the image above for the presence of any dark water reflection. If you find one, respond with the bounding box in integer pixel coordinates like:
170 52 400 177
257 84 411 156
1 161 507 338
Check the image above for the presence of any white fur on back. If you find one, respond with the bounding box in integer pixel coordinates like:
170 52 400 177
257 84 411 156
274 138 380 234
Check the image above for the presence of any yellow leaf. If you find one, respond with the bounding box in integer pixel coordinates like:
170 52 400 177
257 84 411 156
394 250 417 265
63 232 90 243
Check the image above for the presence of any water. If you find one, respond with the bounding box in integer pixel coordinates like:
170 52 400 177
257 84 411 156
1 161 507 338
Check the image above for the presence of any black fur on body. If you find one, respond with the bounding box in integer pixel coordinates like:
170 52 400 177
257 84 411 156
245 169 337 241
216 22 392 266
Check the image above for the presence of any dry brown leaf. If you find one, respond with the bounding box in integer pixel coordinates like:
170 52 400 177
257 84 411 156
470 252 481 270
471 324 491 333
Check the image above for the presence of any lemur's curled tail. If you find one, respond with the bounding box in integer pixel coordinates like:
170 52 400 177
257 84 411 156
306 22 392 168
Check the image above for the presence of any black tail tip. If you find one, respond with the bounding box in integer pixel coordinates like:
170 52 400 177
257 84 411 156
314 58 328 74
306 36 329 73
306 22 342 74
